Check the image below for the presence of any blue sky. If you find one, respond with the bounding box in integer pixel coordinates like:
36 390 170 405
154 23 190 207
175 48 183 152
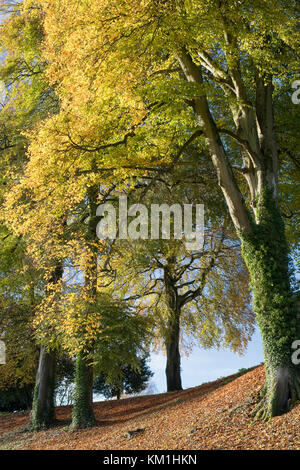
149 327 264 393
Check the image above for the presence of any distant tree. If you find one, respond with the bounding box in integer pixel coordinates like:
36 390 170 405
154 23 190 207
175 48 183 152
105 162 254 393
93 355 153 400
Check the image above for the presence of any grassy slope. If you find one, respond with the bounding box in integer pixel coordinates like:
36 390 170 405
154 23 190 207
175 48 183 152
1 365 300 450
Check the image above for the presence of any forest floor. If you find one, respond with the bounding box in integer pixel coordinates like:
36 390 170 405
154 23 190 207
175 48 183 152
1 364 300 450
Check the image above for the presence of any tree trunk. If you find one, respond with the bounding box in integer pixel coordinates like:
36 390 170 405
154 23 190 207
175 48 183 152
176 51 300 418
165 308 183 392
164 261 183 392
30 262 63 430
71 185 98 428
30 346 56 430
71 351 95 429
240 192 300 418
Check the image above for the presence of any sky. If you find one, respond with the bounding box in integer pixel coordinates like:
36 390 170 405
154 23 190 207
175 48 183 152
148 327 264 393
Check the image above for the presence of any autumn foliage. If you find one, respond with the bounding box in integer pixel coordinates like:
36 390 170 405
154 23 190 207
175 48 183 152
0 0 299 437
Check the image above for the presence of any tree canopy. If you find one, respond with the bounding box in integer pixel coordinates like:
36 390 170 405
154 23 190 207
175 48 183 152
0 0 299 425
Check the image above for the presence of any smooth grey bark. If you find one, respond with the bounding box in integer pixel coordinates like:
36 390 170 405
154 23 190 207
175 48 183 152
163 258 183 392
30 346 56 430
30 262 63 430
165 307 182 392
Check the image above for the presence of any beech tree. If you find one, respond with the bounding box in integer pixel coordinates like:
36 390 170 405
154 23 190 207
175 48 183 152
0 0 299 423
114 235 254 392
93 354 153 400
106 163 254 392
0 1 64 429
25 0 299 419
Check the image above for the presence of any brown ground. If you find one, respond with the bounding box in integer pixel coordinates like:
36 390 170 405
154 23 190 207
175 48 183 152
1 365 300 450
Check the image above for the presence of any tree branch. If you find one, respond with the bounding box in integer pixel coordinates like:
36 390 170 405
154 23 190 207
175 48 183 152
176 50 252 233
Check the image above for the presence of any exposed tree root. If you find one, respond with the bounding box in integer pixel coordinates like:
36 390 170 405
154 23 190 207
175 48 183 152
252 367 300 421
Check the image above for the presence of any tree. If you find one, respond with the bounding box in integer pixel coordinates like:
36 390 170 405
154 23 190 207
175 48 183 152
33 285 151 427
107 174 254 391
70 187 98 429
1 0 299 421
29 0 299 419
30 262 63 430
93 354 153 400
0 0 63 429
113 228 254 391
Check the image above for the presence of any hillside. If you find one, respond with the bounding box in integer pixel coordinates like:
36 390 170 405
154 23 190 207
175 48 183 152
1 365 300 450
